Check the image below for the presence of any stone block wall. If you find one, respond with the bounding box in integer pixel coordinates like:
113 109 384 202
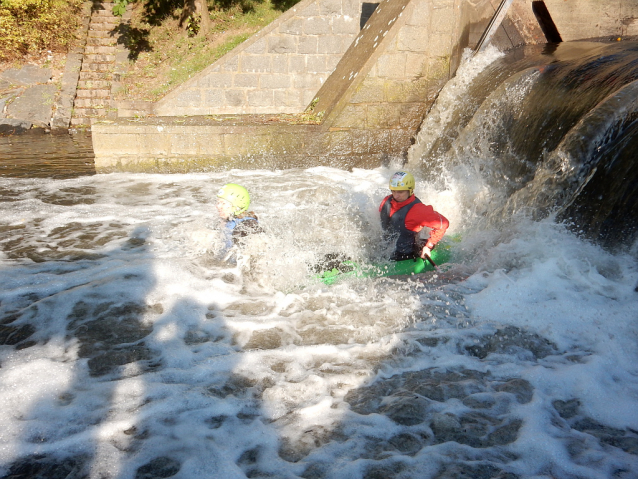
315 0 543 158
308 0 638 161
457 0 542 68
541 0 638 40
325 0 460 129
91 116 384 171
94 0 638 171
153 0 363 116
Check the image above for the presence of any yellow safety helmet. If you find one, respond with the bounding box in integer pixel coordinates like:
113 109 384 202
389 171 415 195
217 183 250 215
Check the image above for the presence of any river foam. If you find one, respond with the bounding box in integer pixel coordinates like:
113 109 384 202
0 167 637 479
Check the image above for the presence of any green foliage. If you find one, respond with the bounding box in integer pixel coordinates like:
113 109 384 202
298 97 324 123
185 13 200 37
118 0 290 102
0 0 84 62
112 0 132 17
146 31 253 100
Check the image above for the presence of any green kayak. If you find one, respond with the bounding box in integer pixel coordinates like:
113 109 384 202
315 237 455 285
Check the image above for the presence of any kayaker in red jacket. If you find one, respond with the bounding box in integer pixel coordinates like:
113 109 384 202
379 171 449 261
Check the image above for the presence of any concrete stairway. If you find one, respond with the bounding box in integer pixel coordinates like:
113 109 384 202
71 1 121 127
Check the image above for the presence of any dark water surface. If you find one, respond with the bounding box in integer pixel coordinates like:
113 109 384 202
0 130 95 178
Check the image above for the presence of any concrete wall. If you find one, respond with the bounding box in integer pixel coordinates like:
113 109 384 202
318 0 468 155
150 0 638 119
310 0 542 157
94 0 638 172
302 0 638 157
542 0 638 40
90 116 382 172
153 0 363 116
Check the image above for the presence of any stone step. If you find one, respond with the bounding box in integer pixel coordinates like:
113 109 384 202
74 98 113 108
93 8 116 16
70 1 124 126
83 54 116 63
85 40 117 50
70 117 92 127
91 15 118 21
74 107 108 117
89 25 119 34
87 30 115 39
91 11 117 18
85 45 116 55
79 71 113 80
92 15 118 23
81 63 113 72
77 80 111 89
91 12 117 18
78 76 112 84
86 36 117 46
73 105 109 115
90 22 119 31
76 89 111 99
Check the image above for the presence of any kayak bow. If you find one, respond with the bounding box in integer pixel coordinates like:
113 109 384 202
316 236 456 285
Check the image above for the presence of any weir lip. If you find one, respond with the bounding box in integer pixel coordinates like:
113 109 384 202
91 115 393 173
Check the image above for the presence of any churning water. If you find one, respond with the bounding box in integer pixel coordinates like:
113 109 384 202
0 42 637 479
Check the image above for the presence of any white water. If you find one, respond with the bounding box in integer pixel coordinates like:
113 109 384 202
0 164 637 479
2 46 638 479
408 45 505 164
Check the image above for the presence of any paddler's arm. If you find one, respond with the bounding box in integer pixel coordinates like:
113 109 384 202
405 204 449 257
423 214 448 250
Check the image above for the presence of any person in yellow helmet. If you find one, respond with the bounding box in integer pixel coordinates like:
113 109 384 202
216 183 262 252
379 171 449 261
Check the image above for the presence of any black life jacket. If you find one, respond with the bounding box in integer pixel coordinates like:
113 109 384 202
380 197 422 261
223 212 260 249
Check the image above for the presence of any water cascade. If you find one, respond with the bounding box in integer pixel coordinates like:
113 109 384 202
0 42 637 479
410 41 638 248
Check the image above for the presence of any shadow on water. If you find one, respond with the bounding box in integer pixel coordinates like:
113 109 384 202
0 177 286 479
0 225 160 477
0 207 243 478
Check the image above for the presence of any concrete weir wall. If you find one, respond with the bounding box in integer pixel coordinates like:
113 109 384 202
154 0 363 116
92 0 638 172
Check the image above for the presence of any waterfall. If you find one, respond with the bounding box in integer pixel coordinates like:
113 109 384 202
410 41 638 248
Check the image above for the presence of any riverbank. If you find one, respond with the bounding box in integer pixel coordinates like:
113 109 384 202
0 0 91 134
0 0 290 135
0 59 67 134
113 0 285 104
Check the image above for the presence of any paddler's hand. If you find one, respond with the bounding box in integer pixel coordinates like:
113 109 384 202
420 246 431 259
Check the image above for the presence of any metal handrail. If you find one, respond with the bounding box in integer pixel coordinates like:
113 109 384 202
474 0 514 54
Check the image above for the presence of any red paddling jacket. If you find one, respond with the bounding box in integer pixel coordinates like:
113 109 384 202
379 195 449 261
